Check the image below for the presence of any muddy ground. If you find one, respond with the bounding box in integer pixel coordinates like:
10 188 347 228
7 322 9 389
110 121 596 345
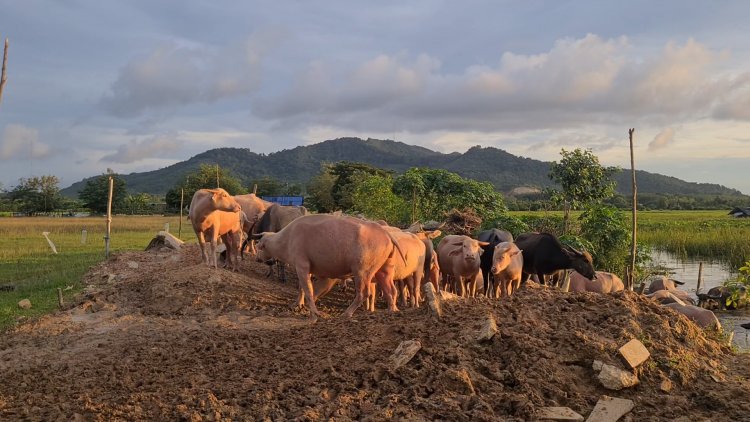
1 244 749 421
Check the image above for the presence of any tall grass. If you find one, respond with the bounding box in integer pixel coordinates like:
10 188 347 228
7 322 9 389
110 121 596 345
0 215 188 329
638 210 750 269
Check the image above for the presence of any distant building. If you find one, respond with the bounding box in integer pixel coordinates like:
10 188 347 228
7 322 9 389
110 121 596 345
262 196 304 207
728 207 750 218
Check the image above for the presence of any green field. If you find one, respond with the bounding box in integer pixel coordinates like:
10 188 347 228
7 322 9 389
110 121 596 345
0 215 188 329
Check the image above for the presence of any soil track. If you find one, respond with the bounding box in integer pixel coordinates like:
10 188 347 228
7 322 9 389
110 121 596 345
1 244 748 421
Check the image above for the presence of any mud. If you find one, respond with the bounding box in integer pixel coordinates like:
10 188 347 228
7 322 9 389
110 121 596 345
1 244 748 421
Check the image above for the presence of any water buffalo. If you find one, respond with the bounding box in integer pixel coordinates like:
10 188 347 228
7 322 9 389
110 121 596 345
477 229 514 296
253 204 309 280
514 232 595 284
489 241 523 298
233 193 274 256
698 285 748 310
665 303 721 330
187 188 242 270
568 271 624 294
647 276 685 293
375 227 427 309
437 235 489 297
647 289 695 305
255 214 402 321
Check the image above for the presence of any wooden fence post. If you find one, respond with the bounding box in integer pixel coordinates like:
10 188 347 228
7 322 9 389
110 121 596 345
178 188 184 239
628 128 637 290
696 262 704 294
0 38 8 105
104 176 114 258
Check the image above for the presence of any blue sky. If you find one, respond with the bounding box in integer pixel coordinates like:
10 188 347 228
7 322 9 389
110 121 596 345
1 1 750 193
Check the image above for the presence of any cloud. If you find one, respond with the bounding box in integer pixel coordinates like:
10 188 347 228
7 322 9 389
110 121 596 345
0 124 53 160
649 127 676 151
100 134 182 163
101 30 282 117
253 35 750 135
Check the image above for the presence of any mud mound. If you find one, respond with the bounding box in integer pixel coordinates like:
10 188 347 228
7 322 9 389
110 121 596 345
1 244 748 421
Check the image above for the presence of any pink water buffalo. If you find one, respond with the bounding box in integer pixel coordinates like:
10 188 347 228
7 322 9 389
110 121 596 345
188 188 242 270
437 235 489 297
254 214 403 321
489 241 523 298
568 271 625 294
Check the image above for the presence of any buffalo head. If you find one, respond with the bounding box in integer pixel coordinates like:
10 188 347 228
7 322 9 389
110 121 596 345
565 247 595 280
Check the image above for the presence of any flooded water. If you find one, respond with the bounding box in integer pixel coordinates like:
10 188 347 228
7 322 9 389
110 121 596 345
649 250 750 350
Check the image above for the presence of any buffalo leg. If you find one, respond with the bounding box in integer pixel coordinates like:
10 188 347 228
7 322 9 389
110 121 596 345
295 265 319 322
344 273 373 318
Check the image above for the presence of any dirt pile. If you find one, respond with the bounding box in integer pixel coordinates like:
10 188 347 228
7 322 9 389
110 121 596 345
1 244 748 421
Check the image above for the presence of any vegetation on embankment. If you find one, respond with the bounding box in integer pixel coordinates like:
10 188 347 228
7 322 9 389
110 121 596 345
0 215 182 330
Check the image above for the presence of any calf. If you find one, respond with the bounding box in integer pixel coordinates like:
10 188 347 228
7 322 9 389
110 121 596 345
490 241 523 298
478 229 514 296
188 188 242 270
437 235 489 297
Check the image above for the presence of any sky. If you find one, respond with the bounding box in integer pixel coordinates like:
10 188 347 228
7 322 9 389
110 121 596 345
1 1 750 193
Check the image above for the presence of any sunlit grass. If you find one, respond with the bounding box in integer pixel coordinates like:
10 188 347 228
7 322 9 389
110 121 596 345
0 215 191 330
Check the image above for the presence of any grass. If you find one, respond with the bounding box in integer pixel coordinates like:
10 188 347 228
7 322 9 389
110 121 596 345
0 215 189 330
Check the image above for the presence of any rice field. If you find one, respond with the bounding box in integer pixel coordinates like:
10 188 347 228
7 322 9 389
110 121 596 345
0 215 188 329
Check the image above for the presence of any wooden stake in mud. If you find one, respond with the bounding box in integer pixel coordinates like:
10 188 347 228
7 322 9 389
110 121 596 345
0 38 8 106
178 188 184 239
628 128 637 290
104 176 114 258
56 288 63 309
253 184 257 195
216 164 220 188
696 261 704 294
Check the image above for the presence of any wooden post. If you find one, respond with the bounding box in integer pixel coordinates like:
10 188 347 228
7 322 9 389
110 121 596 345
0 38 8 105
696 261 704 294
253 184 257 195
412 186 417 224
628 128 637 291
56 288 63 309
216 164 220 188
104 176 114 258
178 188 184 239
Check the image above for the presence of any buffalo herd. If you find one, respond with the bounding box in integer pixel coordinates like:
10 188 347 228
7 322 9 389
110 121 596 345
186 188 724 330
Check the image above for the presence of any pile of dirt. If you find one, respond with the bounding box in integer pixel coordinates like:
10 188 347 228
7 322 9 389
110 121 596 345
1 244 749 421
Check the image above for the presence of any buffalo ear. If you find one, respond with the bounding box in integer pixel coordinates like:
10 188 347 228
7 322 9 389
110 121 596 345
426 230 441 239
510 249 522 256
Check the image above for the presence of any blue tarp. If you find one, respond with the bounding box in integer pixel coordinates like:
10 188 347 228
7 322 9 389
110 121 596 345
261 196 305 206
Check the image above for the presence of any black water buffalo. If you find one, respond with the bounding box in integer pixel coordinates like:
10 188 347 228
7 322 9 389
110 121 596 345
514 232 595 284
477 229 514 296
252 204 309 280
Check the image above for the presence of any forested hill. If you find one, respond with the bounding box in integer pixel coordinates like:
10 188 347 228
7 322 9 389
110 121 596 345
61 137 744 197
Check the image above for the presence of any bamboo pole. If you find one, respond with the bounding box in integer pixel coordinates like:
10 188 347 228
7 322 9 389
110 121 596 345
253 184 257 195
216 164 220 188
104 176 114 258
0 38 8 105
57 288 64 309
178 188 184 239
628 128 637 290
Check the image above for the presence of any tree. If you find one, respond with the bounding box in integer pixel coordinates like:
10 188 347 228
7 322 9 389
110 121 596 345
79 170 127 213
165 164 246 210
349 172 409 224
392 167 506 224
250 176 302 196
548 148 618 231
7 175 62 213
306 165 337 212
329 161 392 210
124 193 151 215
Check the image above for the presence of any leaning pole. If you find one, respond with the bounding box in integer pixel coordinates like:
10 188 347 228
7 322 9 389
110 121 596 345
628 128 637 291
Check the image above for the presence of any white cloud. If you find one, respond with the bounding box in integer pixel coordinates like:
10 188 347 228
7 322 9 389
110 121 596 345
0 124 53 160
101 31 282 117
648 127 676 151
101 134 182 163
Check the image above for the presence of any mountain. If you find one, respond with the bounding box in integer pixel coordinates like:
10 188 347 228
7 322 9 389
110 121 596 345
60 137 744 198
